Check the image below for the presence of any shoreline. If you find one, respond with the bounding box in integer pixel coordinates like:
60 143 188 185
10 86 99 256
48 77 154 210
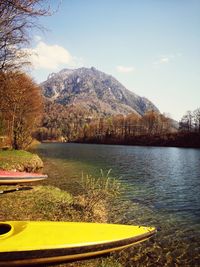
76 132 200 149
40 135 200 150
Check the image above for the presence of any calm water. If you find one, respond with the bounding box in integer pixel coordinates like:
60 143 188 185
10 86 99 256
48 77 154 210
33 143 200 266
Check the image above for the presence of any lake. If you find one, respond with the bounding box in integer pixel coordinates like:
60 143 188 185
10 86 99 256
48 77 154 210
33 143 200 266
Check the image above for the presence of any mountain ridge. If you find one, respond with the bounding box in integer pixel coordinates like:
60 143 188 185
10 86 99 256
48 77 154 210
41 67 159 117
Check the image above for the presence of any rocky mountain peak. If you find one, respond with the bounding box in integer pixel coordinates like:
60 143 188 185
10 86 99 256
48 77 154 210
41 67 159 116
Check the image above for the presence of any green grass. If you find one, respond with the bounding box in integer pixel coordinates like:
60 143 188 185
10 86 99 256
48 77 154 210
0 149 43 171
0 185 73 221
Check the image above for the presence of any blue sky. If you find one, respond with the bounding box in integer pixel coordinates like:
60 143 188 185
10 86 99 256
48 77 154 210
29 0 200 121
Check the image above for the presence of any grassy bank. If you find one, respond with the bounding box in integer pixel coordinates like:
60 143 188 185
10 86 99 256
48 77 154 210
0 149 44 172
0 152 167 266
0 167 123 266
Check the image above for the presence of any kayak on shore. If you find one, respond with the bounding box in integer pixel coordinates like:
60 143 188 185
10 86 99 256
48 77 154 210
0 170 47 185
0 221 156 266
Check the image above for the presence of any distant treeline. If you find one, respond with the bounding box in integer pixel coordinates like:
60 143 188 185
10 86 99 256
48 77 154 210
76 109 200 148
34 101 200 148
35 102 173 141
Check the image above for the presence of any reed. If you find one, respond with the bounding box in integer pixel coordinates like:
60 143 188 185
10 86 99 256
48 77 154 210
80 169 122 197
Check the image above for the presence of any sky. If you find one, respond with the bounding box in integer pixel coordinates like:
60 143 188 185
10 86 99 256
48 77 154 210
29 0 200 121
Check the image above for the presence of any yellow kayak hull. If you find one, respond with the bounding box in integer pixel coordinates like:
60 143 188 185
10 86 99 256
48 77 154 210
0 221 156 266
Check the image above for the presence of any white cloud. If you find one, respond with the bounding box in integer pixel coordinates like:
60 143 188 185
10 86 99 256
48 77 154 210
116 65 135 73
154 56 170 65
160 57 170 63
27 41 81 70
154 53 182 66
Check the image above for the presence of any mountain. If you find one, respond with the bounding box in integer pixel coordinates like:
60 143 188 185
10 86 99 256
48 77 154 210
41 67 159 116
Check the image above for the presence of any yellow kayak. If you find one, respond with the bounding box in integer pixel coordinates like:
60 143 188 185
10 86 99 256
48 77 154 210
0 221 156 266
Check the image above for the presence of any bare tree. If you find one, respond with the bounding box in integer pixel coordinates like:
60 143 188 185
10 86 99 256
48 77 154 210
125 113 141 136
0 0 52 71
179 111 194 132
193 108 200 133
142 111 158 135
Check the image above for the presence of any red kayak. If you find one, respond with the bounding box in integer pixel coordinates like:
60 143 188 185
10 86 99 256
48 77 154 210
0 170 48 185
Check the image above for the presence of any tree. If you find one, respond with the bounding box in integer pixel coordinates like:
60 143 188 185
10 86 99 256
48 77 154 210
0 0 51 71
0 72 43 149
142 111 159 135
193 108 200 133
158 114 172 134
125 113 140 136
179 111 194 132
112 114 125 137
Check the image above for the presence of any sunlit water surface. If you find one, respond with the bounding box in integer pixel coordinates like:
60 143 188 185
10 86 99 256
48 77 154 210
32 143 200 266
